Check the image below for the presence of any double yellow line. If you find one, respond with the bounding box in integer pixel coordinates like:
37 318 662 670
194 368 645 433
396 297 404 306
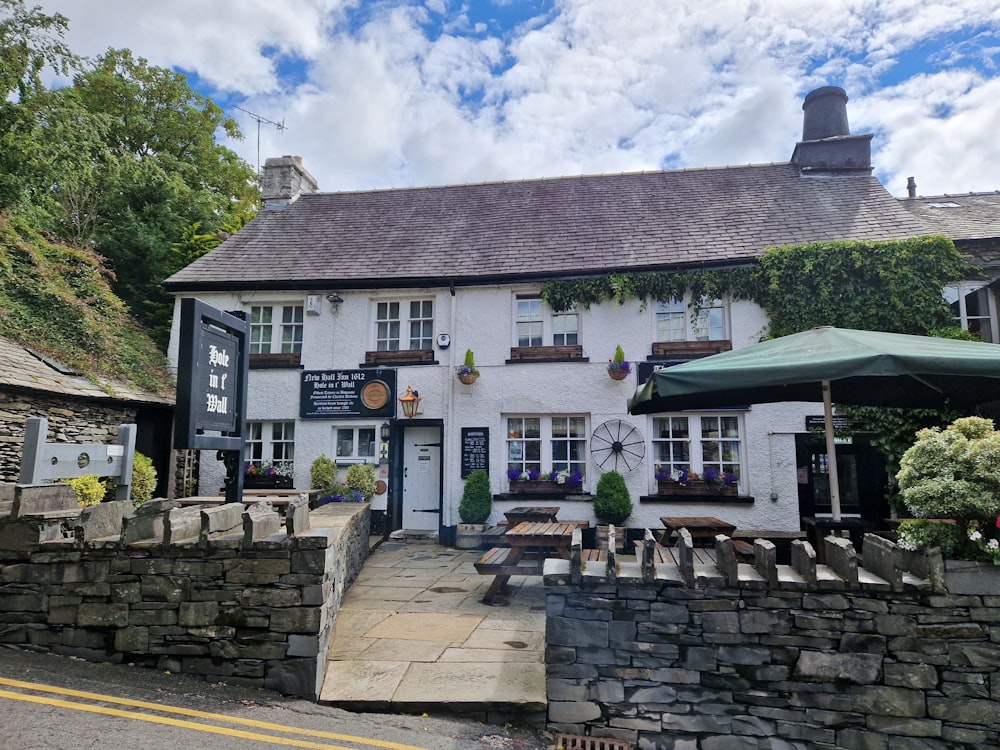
0 677 431 750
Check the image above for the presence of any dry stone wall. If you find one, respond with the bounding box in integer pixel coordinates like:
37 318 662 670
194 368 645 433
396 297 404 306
0 392 134 482
543 529 1000 749
0 484 369 699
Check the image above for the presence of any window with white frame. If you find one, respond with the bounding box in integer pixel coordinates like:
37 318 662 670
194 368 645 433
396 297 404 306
250 305 303 354
655 297 726 341
651 414 741 483
376 300 434 351
944 282 995 342
506 415 587 479
246 421 295 468
335 426 377 460
515 298 579 347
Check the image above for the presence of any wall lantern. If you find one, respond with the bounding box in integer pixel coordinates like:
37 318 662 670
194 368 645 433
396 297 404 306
399 385 421 419
380 422 391 441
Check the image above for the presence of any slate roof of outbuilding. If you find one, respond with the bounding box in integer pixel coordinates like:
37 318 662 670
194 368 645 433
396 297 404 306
165 162 934 292
0 337 173 406
897 192 1000 241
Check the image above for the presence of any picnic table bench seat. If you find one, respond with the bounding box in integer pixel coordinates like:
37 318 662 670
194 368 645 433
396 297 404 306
474 547 542 577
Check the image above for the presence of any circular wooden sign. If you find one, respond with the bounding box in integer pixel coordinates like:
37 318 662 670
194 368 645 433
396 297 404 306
360 380 389 410
375 479 387 495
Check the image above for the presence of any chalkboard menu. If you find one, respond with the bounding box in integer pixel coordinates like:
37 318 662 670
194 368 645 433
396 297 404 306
461 427 489 478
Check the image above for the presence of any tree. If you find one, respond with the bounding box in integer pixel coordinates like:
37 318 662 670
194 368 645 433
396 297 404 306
53 49 258 346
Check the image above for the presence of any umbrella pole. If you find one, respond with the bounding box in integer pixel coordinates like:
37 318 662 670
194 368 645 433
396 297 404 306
823 379 842 521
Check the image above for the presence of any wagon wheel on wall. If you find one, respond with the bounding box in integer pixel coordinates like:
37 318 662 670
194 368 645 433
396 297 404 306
590 420 645 473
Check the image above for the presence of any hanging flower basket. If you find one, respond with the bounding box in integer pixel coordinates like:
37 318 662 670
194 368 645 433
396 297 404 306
457 371 479 385
608 367 629 381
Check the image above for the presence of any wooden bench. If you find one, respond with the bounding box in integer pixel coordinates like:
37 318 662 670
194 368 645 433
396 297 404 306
474 547 542 577
580 549 606 563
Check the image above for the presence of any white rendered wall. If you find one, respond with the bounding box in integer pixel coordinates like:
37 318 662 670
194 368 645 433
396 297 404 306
169 286 819 532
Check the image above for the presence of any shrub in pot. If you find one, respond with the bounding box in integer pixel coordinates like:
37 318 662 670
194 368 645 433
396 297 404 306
459 470 492 524
593 470 632 526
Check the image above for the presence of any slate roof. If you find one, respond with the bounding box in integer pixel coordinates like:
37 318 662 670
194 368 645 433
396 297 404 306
897 192 1000 241
0 337 173 406
166 162 933 292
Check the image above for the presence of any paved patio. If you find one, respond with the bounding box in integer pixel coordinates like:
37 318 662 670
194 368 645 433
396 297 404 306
318 541 548 724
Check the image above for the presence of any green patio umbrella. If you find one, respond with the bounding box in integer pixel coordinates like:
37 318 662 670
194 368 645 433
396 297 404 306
628 326 1000 519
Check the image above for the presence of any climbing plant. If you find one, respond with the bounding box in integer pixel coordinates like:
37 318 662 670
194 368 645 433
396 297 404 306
541 235 977 504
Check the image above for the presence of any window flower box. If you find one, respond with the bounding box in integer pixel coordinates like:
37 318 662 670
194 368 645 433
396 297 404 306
657 480 736 496
244 475 294 489
509 480 567 495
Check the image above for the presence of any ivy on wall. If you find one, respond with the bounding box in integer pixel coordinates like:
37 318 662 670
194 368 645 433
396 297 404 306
541 235 973 333
541 235 978 502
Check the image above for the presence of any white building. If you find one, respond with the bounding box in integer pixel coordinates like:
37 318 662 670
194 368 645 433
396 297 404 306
165 87 965 542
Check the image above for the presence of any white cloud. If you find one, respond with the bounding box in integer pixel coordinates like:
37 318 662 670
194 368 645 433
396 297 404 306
34 0 1000 196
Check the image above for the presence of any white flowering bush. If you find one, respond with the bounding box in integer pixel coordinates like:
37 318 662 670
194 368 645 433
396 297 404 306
896 416 1000 564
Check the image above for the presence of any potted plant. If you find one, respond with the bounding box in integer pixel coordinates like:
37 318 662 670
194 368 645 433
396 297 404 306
457 469 492 548
457 349 480 384
593 469 632 549
607 344 631 381
244 461 294 489
656 466 705 495
896 416 1000 594
507 467 564 494
702 467 739 496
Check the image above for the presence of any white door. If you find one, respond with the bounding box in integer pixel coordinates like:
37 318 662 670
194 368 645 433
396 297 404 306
402 426 441 531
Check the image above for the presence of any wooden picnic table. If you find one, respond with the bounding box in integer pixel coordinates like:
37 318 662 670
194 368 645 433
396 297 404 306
503 505 561 526
659 516 736 547
476 521 576 604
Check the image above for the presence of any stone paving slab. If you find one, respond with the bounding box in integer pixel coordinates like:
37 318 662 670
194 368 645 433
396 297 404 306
320 543 548 719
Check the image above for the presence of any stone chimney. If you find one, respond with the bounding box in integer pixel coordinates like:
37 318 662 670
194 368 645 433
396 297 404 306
260 155 319 209
791 86 872 173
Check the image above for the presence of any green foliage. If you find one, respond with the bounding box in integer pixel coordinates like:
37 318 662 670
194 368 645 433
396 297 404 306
310 455 339 494
65 474 105 507
612 344 625 363
345 463 377 501
458 469 492 524
460 348 479 375
541 267 762 313
896 519 969 558
757 236 970 337
0 214 174 393
128 452 157 507
0 41 259 349
0 0 76 100
896 417 1000 529
593 470 633 525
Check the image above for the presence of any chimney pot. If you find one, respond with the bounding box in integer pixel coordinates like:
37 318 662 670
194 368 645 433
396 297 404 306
906 176 917 198
802 86 850 141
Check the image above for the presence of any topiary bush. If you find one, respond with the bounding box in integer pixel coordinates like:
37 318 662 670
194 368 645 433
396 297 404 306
66 475 106 507
459 470 492 524
310 454 339 495
593 470 632 526
345 463 377 501
102 451 157 506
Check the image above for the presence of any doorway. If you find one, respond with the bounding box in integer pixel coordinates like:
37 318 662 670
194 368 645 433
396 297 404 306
795 433 889 526
400 424 442 531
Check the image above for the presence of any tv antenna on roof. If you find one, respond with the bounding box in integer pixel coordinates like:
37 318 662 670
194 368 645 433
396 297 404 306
234 106 286 182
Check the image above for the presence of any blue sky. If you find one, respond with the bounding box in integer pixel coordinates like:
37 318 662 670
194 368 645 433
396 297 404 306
37 1 1000 197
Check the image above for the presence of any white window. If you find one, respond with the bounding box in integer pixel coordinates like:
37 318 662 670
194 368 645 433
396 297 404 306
506 416 587 478
335 426 377 460
945 282 995 342
515 298 579 346
652 414 741 484
655 297 726 342
376 300 434 351
250 305 303 354
246 421 295 468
